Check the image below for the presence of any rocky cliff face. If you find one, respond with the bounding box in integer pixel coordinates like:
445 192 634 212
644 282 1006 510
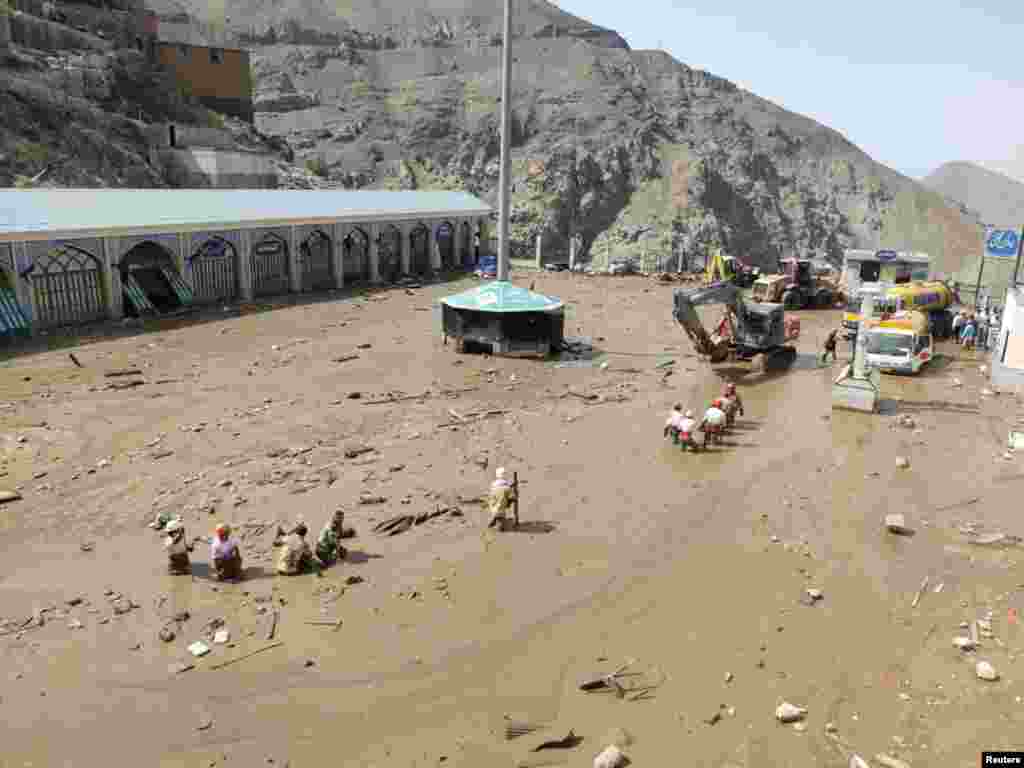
210 0 983 273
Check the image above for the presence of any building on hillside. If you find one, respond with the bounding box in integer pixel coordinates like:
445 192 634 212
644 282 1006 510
138 0 254 122
154 39 253 122
0 189 491 335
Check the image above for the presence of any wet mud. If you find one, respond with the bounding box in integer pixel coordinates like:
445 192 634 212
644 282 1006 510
1 272 1021 766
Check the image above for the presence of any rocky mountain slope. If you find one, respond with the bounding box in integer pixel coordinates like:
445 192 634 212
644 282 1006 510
200 0 983 273
923 161 1024 228
0 0 983 276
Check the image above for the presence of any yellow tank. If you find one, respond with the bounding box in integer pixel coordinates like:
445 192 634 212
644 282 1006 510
843 281 956 338
886 281 954 313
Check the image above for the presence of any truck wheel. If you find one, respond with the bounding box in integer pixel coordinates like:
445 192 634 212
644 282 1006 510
782 291 798 309
816 291 832 308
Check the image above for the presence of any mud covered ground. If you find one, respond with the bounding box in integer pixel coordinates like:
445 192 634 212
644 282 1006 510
1 271 1022 768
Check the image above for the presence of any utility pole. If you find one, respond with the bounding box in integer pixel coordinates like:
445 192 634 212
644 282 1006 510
495 0 513 282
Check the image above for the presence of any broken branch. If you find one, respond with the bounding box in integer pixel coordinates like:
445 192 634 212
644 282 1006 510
209 641 284 670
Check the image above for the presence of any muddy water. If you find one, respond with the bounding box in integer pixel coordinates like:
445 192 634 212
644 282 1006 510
1 277 1022 767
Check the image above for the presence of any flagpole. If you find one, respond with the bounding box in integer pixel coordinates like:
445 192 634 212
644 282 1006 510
496 0 512 282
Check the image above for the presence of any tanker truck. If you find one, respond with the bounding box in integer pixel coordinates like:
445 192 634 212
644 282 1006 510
842 281 957 339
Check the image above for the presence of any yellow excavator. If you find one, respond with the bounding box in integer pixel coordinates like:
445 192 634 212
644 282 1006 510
704 246 758 287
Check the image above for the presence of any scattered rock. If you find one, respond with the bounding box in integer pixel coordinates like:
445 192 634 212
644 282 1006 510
975 660 999 681
895 456 910 470
775 702 807 723
593 744 630 768
825 722 838 734
66 597 84 607
884 514 913 535
952 636 975 651
159 626 176 642
188 641 211 657
724 671 734 683
850 756 871 768
345 575 364 585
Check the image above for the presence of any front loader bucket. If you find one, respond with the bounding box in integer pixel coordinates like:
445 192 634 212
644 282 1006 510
831 364 880 413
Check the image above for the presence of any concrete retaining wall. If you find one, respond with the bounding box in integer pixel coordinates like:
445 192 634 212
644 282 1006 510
157 147 278 188
147 123 237 150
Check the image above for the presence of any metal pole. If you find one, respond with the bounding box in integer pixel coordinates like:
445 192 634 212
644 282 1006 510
495 0 513 282
1013 226 1024 287
975 252 986 309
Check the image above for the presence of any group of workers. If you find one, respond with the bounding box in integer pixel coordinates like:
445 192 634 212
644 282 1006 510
663 382 745 451
952 308 1000 352
160 509 349 578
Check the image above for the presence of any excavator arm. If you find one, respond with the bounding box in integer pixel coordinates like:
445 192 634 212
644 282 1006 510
672 280 741 360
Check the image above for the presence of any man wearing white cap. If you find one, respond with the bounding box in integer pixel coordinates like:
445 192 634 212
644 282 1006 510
163 518 192 575
487 467 517 531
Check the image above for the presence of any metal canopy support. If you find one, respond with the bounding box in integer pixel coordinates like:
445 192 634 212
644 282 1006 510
496 0 512 282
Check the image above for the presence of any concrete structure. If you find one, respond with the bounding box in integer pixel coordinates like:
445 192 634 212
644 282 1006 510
991 285 1024 389
0 189 489 334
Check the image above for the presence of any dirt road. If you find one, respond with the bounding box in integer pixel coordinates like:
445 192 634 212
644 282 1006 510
1 272 1022 767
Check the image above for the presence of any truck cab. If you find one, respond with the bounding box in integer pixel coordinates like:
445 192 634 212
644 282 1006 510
864 310 932 374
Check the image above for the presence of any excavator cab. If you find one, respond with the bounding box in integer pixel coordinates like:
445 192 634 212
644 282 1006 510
705 247 736 284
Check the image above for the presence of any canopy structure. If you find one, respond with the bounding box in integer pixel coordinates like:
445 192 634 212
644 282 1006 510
440 281 565 357
440 281 563 313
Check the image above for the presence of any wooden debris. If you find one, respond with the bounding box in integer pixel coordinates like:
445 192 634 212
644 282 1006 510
265 609 278 641
437 409 509 428
373 514 414 536
106 380 145 390
68 352 83 368
506 720 544 741
533 730 581 752
0 490 23 504
911 577 929 609
332 354 360 363
306 618 343 631
344 446 375 459
362 387 477 405
209 641 284 671
105 368 143 377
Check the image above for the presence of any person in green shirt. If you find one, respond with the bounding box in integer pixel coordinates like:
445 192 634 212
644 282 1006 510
315 509 347 567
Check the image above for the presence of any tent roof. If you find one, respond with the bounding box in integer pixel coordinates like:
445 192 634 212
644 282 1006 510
0 189 491 242
440 281 564 313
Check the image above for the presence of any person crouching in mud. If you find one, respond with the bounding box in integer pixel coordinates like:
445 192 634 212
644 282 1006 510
700 399 727 448
663 403 684 443
487 467 517 531
164 519 192 575
277 522 316 575
677 409 700 452
315 509 347 568
211 523 244 581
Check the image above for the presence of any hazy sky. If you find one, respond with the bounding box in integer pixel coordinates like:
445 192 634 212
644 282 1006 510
554 0 1024 182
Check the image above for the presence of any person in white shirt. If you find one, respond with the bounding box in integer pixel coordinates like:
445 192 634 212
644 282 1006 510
663 403 684 443
677 409 699 451
163 519 191 575
700 399 727 448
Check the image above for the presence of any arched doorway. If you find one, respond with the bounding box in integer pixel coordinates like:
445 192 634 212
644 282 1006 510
410 223 430 276
251 233 289 297
436 221 455 270
190 236 238 303
378 225 401 283
120 240 191 316
300 229 335 292
460 221 473 269
342 227 370 283
27 244 106 329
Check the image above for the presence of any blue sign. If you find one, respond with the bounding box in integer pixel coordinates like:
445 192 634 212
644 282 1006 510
985 228 1021 258
875 250 898 262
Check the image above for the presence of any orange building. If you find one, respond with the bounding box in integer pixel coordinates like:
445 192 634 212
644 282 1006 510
155 40 253 122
